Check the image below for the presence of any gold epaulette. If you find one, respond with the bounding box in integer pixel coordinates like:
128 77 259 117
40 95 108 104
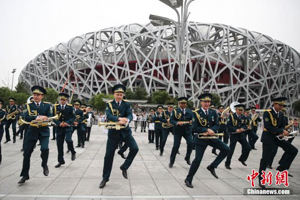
67 103 73 106
54 104 59 106
106 100 113 103
2 109 5 111
193 109 199 113
43 101 51 104
26 102 32 105
266 109 272 112
123 99 130 102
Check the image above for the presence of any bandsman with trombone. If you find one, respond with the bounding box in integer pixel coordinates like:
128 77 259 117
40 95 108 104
0 99 6 164
185 93 230 188
258 97 298 188
225 103 251 169
169 97 193 168
53 93 76 168
99 84 139 188
18 86 53 184
5 97 18 143
159 103 174 156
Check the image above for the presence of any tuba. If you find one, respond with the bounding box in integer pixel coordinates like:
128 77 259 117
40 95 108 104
230 102 240 113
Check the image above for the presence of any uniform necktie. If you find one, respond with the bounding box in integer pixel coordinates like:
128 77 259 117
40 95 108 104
36 103 40 108
117 102 120 107
205 110 208 116
62 105 65 110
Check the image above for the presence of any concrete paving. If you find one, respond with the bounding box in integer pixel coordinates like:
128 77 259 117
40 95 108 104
0 125 299 200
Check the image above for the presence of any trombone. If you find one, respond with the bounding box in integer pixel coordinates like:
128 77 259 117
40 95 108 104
197 133 224 139
99 122 126 130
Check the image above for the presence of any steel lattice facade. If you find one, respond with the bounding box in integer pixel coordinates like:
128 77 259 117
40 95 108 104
19 22 300 108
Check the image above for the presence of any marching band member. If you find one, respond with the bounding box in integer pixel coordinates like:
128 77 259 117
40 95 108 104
159 103 174 156
212 105 228 155
147 108 155 143
185 93 229 188
225 104 251 169
85 105 95 142
169 97 193 168
99 84 139 188
153 105 163 150
0 99 6 164
18 86 52 184
244 108 258 151
5 97 18 143
73 100 85 148
53 93 76 168
250 107 261 150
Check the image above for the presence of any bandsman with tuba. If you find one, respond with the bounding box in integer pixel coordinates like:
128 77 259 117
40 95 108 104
18 86 52 184
225 104 251 169
258 97 298 188
185 93 230 188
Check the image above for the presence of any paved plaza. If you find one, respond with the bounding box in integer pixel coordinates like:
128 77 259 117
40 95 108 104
0 125 299 200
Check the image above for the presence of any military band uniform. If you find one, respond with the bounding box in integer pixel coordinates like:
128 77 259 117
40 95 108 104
20 87 52 182
212 107 228 155
160 110 173 155
5 101 17 142
85 110 95 141
169 104 193 167
147 111 155 143
73 104 85 148
225 108 251 168
101 99 139 184
0 105 6 164
53 102 76 165
153 110 163 150
258 103 298 187
186 107 230 184
244 110 259 150
250 108 261 149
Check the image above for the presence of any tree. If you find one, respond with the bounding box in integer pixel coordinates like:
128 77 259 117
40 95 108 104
44 88 59 103
211 93 221 107
150 91 172 104
125 89 135 99
134 87 148 100
89 93 114 112
15 82 30 95
0 87 12 105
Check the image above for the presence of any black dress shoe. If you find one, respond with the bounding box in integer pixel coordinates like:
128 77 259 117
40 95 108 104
259 182 266 189
71 153 76 161
75 145 81 148
82 145 85 148
207 165 218 179
212 151 218 156
20 136 23 139
66 150 70 153
99 179 107 188
225 165 231 170
288 173 293 177
276 166 285 172
4 140 10 144
120 166 128 179
118 151 127 159
55 162 65 168
267 165 272 169
177 151 180 155
185 179 193 188
159 151 163 156
252 148 257 150
13 139 16 143
156 147 159 150
169 163 173 168
51 138 55 140
18 176 29 184
43 166 49 176
185 158 191 165
238 159 247 166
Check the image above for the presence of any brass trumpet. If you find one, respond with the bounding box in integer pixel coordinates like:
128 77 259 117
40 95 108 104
19 114 60 128
197 133 224 139
99 122 126 130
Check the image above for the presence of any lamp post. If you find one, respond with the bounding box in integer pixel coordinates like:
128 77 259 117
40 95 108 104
149 0 197 97
11 68 16 90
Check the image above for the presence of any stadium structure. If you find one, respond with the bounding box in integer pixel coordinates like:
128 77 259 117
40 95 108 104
19 22 300 108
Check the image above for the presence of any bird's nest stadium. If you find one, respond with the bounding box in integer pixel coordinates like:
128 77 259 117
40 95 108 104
19 22 300 108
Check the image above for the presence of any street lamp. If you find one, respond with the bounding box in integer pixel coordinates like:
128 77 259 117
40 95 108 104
149 0 197 96
11 68 16 90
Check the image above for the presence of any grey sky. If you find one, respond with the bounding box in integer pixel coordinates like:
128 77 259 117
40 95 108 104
0 0 299 89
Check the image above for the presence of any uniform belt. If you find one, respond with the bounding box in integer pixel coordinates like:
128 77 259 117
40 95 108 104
155 121 162 123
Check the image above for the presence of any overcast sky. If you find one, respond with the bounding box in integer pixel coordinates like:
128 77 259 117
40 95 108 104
0 0 300 89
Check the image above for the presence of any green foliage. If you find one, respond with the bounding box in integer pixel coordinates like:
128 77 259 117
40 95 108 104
125 87 148 100
211 93 221 107
89 93 114 111
15 82 30 95
0 86 29 106
124 89 135 99
44 88 59 103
